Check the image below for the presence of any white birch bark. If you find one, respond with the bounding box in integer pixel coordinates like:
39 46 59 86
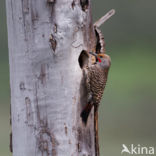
6 0 98 155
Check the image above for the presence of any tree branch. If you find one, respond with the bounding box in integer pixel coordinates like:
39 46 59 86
94 9 115 28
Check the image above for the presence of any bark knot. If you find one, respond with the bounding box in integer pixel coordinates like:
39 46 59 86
49 34 57 52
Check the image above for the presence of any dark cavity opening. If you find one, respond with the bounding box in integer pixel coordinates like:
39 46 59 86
78 50 89 69
80 0 89 12
95 29 101 54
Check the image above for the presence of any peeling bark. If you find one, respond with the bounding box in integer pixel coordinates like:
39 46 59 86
6 0 114 155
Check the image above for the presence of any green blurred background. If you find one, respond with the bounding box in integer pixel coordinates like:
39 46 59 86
0 0 156 155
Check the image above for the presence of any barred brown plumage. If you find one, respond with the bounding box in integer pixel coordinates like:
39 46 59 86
81 52 111 124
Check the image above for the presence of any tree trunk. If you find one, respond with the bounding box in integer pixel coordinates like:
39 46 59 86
6 0 102 155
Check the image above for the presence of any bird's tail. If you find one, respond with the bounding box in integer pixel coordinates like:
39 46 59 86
81 102 93 124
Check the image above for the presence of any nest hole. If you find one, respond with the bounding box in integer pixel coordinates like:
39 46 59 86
95 30 101 54
78 50 89 69
80 0 89 12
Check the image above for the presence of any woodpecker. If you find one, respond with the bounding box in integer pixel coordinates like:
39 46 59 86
81 52 111 124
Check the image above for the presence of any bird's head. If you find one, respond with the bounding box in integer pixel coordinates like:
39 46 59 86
89 52 111 69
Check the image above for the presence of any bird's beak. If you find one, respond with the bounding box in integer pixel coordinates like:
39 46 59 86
89 52 102 62
89 52 98 58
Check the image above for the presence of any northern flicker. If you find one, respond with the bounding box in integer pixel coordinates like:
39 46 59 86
81 52 111 124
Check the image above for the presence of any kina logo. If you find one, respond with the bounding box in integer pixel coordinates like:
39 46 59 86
121 144 154 155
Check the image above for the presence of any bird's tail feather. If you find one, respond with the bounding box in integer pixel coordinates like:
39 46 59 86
81 103 93 124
